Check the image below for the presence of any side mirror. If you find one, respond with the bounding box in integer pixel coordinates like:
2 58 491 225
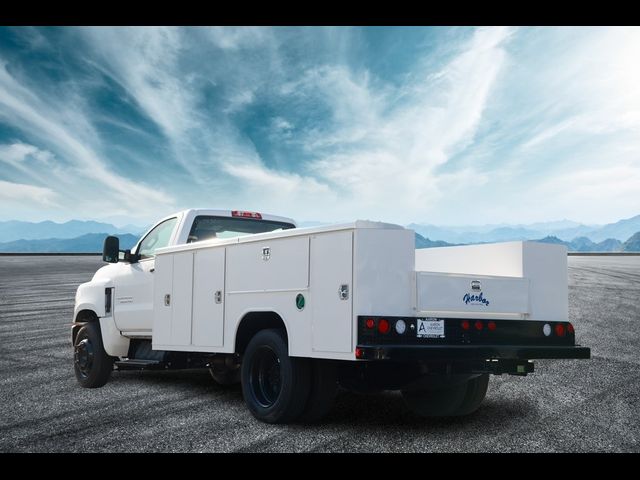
103 236 120 263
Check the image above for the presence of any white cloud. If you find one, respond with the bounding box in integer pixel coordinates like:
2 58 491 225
0 180 58 207
0 142 52 164
0 61 175 217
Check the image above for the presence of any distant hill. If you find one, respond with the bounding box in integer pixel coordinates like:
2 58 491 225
407 214 640 243
0 233 139 253
622 232 640 252
536 236 622 252
415 233 454 249
0 220 146 243
588 215 640 242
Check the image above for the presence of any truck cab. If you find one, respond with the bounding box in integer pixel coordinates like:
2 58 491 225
93 209 296 337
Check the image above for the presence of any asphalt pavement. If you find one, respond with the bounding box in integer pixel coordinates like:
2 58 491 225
0 255 638 452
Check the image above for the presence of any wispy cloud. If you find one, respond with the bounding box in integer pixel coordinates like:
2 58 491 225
0 179 58 207
0 26 638 225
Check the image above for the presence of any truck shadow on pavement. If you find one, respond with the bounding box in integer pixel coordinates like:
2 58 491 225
112 368 535 429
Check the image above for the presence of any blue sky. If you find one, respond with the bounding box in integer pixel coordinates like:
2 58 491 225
0 26 638 227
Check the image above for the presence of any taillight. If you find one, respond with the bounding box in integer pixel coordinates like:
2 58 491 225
488 321 497 331
378 318 390 334
461 320 470 331
231 210 262 220
355 347 365 359
555 323 566 337
567 323 575 334
365 318 375 329
474 320 483 331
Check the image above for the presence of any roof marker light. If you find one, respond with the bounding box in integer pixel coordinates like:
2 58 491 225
231 210 262 220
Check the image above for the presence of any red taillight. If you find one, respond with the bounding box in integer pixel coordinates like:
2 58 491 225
461 320 470 331
365 318 375 329
567 323 575 334
378 318 390 334
555 323 566 337
488 321 497 331
231 210 262 220
474 320 483 331
355 347 365 359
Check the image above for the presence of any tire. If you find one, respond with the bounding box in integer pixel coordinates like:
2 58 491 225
298 360 338 423
73 322 114 388
241 329 311 424
455 374 489 416
209 367 241 385
401 374 488 417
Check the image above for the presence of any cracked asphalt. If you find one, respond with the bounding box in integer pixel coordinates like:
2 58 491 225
0 255 638 452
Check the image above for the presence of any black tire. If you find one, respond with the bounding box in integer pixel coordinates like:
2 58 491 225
455 374 490 416
241 329 311 423
401 374 488 417
209 367 241 386
73 322 114 388
298 360 338 423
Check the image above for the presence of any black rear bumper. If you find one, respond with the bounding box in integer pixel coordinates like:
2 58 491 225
355 344 591 361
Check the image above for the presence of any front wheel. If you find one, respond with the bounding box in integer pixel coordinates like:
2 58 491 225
241 329 310 423
73 322 114 388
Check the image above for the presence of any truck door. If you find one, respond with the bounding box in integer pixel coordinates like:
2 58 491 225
191 248 225 347
114 217 178 334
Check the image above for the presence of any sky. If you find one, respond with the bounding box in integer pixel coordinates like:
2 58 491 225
0 26 639 227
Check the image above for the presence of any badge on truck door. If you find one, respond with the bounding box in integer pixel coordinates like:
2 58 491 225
416 318 445 338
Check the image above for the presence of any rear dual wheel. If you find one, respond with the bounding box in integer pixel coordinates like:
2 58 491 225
401 374 489 417
241 329 337 424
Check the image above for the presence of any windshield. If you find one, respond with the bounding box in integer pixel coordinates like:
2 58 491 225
187 215 295 243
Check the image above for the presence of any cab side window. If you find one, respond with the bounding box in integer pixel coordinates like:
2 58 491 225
138 218 178 259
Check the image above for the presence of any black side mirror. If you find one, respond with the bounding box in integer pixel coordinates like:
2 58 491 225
103 236 120 263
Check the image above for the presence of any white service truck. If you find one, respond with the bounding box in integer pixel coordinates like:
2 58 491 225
72 209 590 423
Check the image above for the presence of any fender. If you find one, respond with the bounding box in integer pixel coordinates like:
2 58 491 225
73 277 129 357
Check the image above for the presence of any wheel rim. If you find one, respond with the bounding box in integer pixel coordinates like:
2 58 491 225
249 346 282 408
74 338 94 379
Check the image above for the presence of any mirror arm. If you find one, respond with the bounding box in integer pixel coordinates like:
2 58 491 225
123 249 139 264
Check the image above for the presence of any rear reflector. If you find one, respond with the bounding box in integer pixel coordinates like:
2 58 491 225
474 320 483 331
555 323 566 337
378 318 390 334
231 210 262 220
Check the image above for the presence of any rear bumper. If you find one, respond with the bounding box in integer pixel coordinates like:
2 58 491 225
356 344 591 361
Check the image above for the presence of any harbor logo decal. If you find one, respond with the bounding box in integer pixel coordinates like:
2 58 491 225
463 292 490 306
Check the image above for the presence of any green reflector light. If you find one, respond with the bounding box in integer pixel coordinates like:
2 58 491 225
296 293 305 310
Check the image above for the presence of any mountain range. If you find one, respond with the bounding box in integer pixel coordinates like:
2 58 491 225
0 233 139 253
0 220 146 243
0 215 639 252
407 214 640 244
